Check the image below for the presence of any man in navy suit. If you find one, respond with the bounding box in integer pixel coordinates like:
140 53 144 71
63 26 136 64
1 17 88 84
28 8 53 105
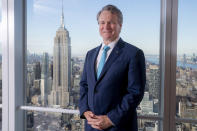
79 4 146 131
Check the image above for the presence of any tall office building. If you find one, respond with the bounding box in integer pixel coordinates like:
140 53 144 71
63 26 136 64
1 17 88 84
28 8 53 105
183 54 187 68
48 4 71 107
40 52 49 106
147 65 160 99
49 62 53 79
33 62 41 80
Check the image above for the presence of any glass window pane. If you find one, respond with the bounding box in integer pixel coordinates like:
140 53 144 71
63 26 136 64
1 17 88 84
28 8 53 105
134 1 161 116
176 0 197 121
26 0 161 129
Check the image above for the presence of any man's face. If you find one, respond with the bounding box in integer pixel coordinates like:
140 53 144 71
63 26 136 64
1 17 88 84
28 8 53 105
98 11 122 44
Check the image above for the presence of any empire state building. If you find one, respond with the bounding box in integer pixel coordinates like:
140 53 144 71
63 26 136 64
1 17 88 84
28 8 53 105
48 6 71 107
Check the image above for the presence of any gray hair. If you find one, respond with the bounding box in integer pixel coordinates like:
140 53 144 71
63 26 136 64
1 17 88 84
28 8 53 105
97 5 123 25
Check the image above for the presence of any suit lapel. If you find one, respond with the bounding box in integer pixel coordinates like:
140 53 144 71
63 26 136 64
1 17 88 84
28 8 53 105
96 38 125 83
91 44 102 83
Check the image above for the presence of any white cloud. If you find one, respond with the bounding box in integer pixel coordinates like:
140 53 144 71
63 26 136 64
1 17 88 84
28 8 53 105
33 0 57 14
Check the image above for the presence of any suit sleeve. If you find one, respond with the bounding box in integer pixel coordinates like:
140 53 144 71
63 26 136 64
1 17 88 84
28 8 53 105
79 52 90 119
107 49 146 126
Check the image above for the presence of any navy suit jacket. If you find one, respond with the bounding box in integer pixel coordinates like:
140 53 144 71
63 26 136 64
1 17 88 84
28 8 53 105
79 38 146 131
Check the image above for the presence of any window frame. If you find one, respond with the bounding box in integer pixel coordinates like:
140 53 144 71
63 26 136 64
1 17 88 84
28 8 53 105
2 0 25 130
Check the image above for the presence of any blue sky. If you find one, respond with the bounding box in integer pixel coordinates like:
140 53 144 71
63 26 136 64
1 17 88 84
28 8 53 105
0 0 197 56
27 0 160 56
177 0 197 56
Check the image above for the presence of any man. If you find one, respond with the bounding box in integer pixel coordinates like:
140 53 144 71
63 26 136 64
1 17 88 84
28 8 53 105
79 5 146 131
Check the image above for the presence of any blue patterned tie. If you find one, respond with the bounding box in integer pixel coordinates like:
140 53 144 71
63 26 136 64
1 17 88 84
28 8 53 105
97 45 110 79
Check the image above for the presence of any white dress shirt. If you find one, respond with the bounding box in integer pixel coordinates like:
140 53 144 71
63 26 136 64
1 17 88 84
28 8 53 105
95 37 120 73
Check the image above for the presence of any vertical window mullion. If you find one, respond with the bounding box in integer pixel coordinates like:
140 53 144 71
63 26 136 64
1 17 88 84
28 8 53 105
169 0 178 130
3 0 26 130
2 0 9 130
159 0 166 130
161 0 171 130
161 0 178 130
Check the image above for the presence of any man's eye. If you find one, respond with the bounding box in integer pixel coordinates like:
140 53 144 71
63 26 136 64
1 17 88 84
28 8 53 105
100 22 105 25
109 21 116 24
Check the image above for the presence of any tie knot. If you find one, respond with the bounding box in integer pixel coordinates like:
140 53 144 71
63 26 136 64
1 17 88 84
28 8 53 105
103 45 110 52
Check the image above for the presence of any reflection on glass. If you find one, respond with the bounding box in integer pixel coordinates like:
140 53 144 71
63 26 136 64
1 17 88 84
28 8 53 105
176 0 197 126
176 122 197 131
27 0 160 130
138 119 159 131
26 111 84 131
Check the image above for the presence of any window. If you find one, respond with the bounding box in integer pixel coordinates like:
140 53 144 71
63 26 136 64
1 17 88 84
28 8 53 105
176 0 197 130
1 0 184 131
26 0 161 130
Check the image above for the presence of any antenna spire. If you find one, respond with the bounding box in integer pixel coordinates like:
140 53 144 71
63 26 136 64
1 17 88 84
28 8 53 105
60 0 64 28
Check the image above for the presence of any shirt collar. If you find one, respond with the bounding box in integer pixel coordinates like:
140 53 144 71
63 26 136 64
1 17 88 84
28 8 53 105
101 37 120 50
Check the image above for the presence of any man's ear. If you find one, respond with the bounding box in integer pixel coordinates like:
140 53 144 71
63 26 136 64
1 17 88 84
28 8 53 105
119 24 122 32
119 24 122 29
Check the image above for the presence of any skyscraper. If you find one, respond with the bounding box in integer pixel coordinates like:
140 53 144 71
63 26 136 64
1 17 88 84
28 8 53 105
40 52 49 106
48 3 71 107
147 65 160 99
33 62 41 80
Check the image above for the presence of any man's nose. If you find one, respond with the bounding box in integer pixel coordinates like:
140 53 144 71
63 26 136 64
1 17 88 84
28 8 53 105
104 23 111 29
